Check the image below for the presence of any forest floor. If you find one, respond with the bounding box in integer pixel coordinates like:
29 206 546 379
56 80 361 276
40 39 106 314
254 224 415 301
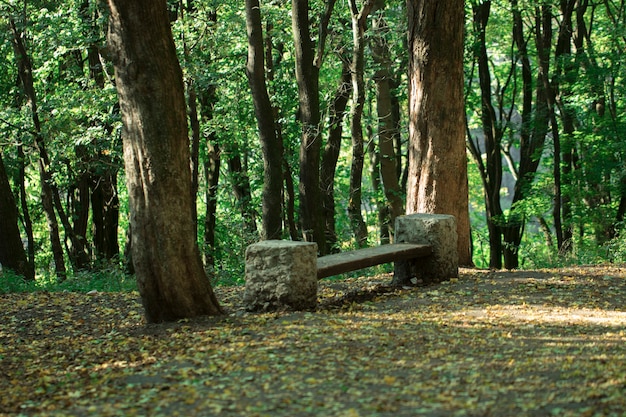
1 265 626 416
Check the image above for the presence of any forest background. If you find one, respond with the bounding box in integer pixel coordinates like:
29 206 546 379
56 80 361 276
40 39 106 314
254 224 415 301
1 0 625 289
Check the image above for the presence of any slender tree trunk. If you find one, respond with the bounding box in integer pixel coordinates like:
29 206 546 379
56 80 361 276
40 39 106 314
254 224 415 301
68 147 92 264
501 1 551 269
200 81 220 269
474 1 505 269
227 149 258 236
245 0 283 240
91 167 120 260
553 0 578 253
406 0 472 265
321 59 351 252
203 140 220 268
107 0 223 322
0 153 34 280
347 0 375 248
264 22 299 242
292 0 326 253
16 144 35 269
81 3 120 262
195 10 220 269
372 0 403 241
10 19 67 279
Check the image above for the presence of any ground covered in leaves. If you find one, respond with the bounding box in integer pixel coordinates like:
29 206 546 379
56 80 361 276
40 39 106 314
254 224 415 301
2 265 626 416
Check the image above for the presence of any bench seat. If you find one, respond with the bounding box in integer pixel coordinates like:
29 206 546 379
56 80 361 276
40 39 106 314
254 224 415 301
316 243 432 279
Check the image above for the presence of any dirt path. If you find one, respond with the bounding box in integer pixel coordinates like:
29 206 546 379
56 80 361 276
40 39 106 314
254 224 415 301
1 265 625 416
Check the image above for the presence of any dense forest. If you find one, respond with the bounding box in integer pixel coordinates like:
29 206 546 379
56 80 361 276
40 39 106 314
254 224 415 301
1 0 624 285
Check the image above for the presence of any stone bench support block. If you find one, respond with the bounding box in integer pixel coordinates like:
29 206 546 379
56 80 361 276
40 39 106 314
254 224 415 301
243 240 318 312
394 213 458 284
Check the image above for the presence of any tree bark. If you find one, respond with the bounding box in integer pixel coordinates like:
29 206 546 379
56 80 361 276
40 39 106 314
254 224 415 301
10 18 67 279
467 0 505 269
347 0 375 248
107 0 223 322
553 0 578 253
81 2 120 262
500 1 551 269
245 0 283 240
198 79 221 269
226 148 258 236
406 0 472 265
320 60 351 252
371 0 404 241
292 0 326 254
91 164 120 260
0 153 34 280
16 144 35 269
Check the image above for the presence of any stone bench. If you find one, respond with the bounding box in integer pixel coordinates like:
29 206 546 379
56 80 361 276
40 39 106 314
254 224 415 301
243 213 458 312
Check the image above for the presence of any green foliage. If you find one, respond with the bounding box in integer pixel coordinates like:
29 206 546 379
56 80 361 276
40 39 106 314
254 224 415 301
0 260 135 294
0 268 36 294
2 0 625 287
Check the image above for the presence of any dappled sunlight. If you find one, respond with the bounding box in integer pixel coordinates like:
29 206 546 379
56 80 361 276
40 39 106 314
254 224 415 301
2 265 626 416
453 305 626 326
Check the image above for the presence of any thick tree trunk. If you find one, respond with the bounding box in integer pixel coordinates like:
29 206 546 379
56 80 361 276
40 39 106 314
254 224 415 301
292 0 326 254
0 153 34 280
245 0 283 240
406 0 472 265
188 83 201 239
107 0 223 322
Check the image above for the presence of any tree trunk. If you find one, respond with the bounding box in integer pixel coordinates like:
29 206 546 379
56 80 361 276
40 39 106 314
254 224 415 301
320 59 351 252
264 22 299 242
188 83 201 239
200 84 220 268
372 0 404 241
468 0 505 269
292 0 326 253
81 3 120 262
0 153 34 280
347 0 375 248
245 0 283 240
406 0 472 265
501 1 551 269
107 0 223 322
226 148 258 236
10 19 67 279
17 144 35 269
68 146 92 265
91 166 120 260
553 0 577 253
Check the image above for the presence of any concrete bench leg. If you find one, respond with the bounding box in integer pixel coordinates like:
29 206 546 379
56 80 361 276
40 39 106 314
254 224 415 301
393 214 458 285
243 240 318 312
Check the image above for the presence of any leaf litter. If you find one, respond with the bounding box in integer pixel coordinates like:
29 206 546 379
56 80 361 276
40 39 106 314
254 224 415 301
1 265 626 416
